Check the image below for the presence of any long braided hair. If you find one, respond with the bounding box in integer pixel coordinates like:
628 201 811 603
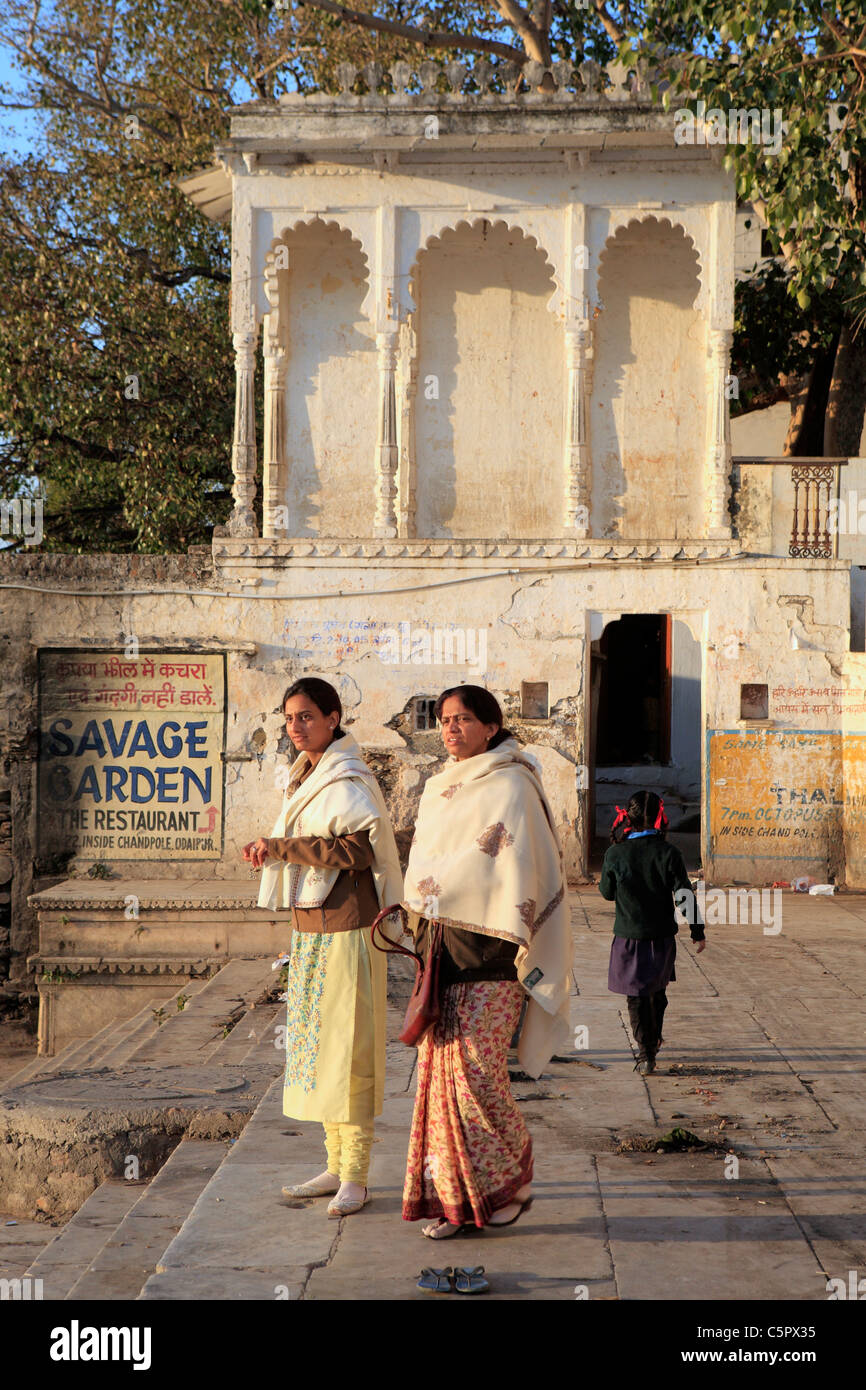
610 790 669 844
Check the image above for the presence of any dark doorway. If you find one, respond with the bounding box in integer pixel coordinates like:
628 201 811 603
595 614 671 766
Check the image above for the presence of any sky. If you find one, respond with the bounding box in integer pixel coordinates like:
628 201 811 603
0 41 43 157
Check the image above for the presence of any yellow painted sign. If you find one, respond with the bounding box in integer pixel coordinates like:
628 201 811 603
38 651 226 860
708 729 866 866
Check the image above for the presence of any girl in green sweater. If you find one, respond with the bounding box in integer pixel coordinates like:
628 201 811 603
599 790 706 1075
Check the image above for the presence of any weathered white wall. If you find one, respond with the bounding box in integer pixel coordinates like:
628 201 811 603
591 218 706 539
413 221 563 538
281 221 378 536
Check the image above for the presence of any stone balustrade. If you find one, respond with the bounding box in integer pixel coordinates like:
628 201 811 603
263 56 669 106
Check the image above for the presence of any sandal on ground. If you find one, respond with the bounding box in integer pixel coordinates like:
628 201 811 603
327 1186 370 1218
417 1267 455 1293
422 1217 479 1240
454 1266 490 1294
485 1196 534 1229
281 1174 340 1199
637 1058 656 1075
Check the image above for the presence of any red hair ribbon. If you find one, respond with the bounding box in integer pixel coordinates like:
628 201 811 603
654 797 669 830
611 805 630 834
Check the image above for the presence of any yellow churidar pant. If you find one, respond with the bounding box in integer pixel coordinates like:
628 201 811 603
283 925 384 1186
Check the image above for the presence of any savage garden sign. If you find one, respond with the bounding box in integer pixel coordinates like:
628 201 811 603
37 650 226 860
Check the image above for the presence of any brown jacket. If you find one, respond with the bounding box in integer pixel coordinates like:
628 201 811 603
265 829 379 933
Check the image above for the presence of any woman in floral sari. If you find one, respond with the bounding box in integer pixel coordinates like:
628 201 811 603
401 685 573 1238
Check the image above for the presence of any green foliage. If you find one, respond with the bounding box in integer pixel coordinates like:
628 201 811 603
626 1 866 318
732 259 843 414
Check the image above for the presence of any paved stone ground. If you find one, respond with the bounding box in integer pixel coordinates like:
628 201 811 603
141 889 866 1302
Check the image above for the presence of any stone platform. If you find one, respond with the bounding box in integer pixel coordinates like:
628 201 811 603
27 878 285 1053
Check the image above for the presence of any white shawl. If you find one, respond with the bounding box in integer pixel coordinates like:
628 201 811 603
403 738 573 1078
257 732 403 916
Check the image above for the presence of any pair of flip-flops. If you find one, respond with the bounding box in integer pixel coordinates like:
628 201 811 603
417 1266 489 1294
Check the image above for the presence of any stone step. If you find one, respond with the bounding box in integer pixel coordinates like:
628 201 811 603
93 980 209 1071
207 999 282 1065
139 1078 324 1300
24 1180 146 1301
244 1007 287 1069
64 1139 229 1301
138 1019 418 1300
3 980 211 1088
49 1015 150 1074
127 959 278 1066
3 1022 120 1088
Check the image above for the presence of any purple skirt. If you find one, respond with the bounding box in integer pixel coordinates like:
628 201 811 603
608 936 677 997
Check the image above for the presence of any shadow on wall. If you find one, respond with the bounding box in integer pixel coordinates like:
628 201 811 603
593 218 704 540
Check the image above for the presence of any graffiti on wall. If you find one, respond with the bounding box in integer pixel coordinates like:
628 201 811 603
38 651 226 860
771 685 866 717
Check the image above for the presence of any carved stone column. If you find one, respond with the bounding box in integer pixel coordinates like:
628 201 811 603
707 326 734 539
564 322 593 536
398 319 419 538
227 328 259 537
374 331 399 537
262 333 287 539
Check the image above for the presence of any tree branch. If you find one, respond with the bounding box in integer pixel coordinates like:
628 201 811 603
593 0 625 46
1 31 173 142
494 0 550 64
295 1 527 62
44 430 124 464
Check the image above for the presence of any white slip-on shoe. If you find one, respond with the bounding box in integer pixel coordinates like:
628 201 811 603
281 1173 341 1199
327 1186 370 1218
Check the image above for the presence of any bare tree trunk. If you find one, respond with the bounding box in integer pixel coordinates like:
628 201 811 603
780 370 811 455
825 319 866 456
781 330 841 456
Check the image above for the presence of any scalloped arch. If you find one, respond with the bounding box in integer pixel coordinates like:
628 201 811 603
597 215 704 304
407 216 562 318
263 216 371 310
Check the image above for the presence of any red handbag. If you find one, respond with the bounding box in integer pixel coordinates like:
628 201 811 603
370 903 443 1046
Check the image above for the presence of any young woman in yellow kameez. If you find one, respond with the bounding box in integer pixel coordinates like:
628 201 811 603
244 678 402 1217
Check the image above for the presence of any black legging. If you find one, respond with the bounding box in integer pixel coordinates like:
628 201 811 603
627 991 668 1061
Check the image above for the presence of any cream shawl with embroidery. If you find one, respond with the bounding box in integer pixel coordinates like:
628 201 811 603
257 732 403 916
403 738 573 1077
